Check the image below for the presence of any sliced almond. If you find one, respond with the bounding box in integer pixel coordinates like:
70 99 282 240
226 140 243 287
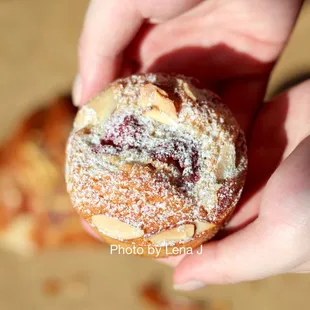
91 214 144 240
138 83 177 120
137 83 160 108
152 90 177 118
217 142 236 179
149 224 194 245
182 82 197 101
144 108 177 125
73 107 98 130
194 221 215 234
200 183 222 211
88 87 118 121
74 87 118 130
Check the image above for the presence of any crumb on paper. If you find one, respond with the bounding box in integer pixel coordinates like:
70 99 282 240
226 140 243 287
139 280 231 310
43 278 62 297
63 275 89 299
42 275 89 300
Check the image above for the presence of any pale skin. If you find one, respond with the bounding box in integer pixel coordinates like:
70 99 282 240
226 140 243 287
73 0 310 290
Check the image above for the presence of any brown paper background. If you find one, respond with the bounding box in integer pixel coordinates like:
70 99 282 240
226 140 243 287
0 0 310 309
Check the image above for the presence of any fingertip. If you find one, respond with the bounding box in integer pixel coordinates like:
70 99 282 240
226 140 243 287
173 243 210 285
77 0 144 105
172 247 209 290
79 55 122 105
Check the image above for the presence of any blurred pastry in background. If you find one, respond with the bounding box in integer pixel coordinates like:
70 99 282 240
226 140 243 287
0 95 99 256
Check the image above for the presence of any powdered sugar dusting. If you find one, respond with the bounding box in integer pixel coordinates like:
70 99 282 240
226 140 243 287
66 74 247 244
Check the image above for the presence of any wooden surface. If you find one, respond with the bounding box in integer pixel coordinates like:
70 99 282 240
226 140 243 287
0 0 310 309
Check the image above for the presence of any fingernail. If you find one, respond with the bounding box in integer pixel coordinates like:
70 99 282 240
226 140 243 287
173 280 205 291
72 74 82 106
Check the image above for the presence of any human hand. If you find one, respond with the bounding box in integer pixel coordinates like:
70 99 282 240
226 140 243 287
73 0 302 119
73 0 309 289
168 79 310 290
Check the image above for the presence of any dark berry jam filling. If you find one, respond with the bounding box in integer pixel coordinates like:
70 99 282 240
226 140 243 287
96 115 200 184
150 141 200 183
100 115 146 150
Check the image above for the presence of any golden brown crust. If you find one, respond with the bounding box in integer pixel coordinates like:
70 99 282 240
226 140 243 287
66 73 247 256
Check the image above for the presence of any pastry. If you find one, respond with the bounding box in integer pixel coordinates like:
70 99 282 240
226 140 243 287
66 73 247 257
0 95 98 256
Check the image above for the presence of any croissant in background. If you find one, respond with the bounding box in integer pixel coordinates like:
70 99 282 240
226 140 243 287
0 95 98 256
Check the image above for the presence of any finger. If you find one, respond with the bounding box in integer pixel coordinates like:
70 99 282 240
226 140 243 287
260 134 310 228
76 0 203 105
173 217 296 289
260 135 310 273
246 79 310 192
140 22 274 79
77 0 143 105
279 80 310 159
225 80 310 230
138 0 302 75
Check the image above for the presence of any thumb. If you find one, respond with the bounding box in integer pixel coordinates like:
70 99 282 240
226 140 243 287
173 135 310 290
173 218 286 289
